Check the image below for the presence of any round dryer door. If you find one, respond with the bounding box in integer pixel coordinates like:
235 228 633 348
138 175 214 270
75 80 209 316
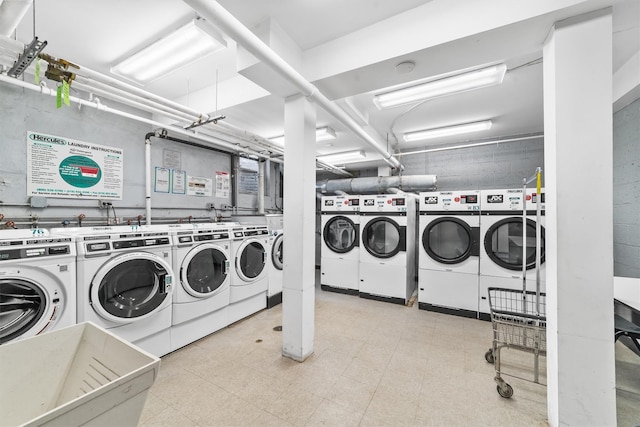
484 218 546 271
272 234 283 271
0 279 48 344
90 252 173 323
362 217 406 258
181 243 229 298
236 239 266 282
323 216 358 254
423 217 475 264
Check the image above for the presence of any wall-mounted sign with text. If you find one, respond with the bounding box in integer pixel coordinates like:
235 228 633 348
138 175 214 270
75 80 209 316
26 131 123 200
187 175 213 197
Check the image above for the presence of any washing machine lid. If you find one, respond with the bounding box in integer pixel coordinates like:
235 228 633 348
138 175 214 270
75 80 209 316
362 217 406 259
484 217 545 271
423 217 479 264
181 243 229 297
235 239 266 282
0 279 47 344
272 234 283 271
323 216 359 254
91 252 173 323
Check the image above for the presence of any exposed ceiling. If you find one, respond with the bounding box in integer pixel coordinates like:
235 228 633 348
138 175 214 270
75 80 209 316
6 0 640 172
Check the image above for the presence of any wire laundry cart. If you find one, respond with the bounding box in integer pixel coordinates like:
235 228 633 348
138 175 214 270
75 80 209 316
484 287 546 398
484 167 546 398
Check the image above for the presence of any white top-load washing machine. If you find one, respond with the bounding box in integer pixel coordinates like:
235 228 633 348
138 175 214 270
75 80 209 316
228 224 270 324
478 189 546 319
266 214 284 308
0 229 76 345
359 194 418 305
418 191 481 318
51 225 174 357
168 223 231 351
320 195 361 294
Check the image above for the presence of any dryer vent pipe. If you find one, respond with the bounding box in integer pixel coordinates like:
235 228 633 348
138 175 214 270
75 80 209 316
316 175 437 195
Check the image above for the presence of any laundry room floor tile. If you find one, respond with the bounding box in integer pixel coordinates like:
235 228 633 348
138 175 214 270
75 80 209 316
139 270 640 426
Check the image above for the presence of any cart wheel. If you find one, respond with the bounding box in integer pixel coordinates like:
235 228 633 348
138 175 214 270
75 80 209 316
497 383 514 399
484 349 494 364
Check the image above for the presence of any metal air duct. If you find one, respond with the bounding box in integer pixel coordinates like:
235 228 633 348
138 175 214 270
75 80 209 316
316 175 437 195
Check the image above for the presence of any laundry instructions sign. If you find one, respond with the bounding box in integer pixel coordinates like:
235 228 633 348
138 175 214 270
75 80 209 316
26 131 123 200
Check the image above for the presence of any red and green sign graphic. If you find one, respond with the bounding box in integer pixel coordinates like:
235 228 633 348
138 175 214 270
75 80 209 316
59 156 102 188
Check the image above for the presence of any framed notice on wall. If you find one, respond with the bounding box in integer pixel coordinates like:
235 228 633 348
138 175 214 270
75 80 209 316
26 131 124 200
154 167 170 193
239 171 258 194
172 169 186 194
215 171 230 198
187 175 213 197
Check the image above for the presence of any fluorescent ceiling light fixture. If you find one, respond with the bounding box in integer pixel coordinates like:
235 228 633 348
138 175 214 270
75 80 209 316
374 64 507 109
269 126 337 145
317 149 366 164
111 18 226 83
403 120 492 143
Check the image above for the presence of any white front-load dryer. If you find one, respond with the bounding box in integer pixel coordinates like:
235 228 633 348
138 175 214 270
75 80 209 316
320 195 361 294
53 225 174 357
478 189 546 319
264 214 284 308
170 223 231 351
228 225 269 324
418 191 480 318
359 194 418 305
268 228 283 308
0 229 76 345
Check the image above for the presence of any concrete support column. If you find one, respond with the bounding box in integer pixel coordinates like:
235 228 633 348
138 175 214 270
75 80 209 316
282 94 316 361
543 9 616 426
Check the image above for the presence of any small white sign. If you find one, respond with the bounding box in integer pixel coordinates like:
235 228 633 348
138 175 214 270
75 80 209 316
154 167 170 193
163 149 181 169
187 175 212 197
215 171 230 198
172 169 186 194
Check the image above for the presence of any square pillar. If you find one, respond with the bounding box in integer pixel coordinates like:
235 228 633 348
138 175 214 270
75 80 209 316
543 9 616 426
282 94 316 361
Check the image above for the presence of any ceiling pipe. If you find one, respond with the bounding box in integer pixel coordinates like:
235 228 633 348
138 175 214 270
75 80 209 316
75 67 295 159
0 74 277 162
0 34 286 158
73 79 287 157
0 0 32 37
144 133 153 224
0 34 24 51
182 0 403 171
316 175 437 195
0 35 351 176
74 74 287 157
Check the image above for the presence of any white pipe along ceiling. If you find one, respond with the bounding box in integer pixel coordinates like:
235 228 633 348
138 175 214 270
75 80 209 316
182 0 404 171
0 33 351 177
0 0 32 37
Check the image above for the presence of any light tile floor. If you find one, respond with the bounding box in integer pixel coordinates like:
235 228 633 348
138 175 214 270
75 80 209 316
140 276 640 426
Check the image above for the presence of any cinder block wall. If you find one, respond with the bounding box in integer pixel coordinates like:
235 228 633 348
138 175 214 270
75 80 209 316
613 98 640 279
398 138 544 191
